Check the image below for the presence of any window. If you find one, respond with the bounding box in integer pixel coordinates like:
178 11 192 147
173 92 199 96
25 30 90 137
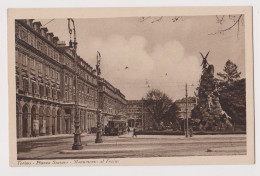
46 87 49 97
36 40 42 50
64 91 68 101
48 48 54 58
38 62 42 73
32 82 36 95
21 29 28 42
65 109 71 115
50 68 54 78
23 79 29 93
65 75 68 84
57 91 60 101
68 77 70 85
28 32 31 45
56 72 59 80
54 52 59 61
21 53 27 66
16 75 20 90
31 34 35 47
69 77 72 85
46 66 49 76
39 85 44 97
52 89 55 99
43 45 47 54
31 58 35 68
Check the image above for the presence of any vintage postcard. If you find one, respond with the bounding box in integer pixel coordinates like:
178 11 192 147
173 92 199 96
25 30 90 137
8 7 254 166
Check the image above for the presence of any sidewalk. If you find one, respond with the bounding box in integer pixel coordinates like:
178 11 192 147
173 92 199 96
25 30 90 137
60 147 152 154
17 133 94 142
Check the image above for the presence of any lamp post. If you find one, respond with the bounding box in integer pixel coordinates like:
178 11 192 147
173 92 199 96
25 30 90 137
184 83 196 138
141 99 144 131
185 83 188 138
68 18 83 150
95 51 103 143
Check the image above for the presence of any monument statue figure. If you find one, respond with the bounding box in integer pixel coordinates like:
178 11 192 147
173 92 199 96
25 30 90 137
200 51 210 69
191 51 232 131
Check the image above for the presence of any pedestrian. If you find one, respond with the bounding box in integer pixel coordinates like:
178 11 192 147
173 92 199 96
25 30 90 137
189 127 193 137
132 127 137 138
127 126 130 134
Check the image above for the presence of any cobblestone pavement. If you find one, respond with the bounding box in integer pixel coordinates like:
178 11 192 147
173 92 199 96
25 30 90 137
17 134 246 160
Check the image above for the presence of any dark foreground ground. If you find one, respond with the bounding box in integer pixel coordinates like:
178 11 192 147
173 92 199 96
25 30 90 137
17 133 246 160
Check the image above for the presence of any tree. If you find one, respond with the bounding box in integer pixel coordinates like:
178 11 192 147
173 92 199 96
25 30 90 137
162 103 181 130
217 59 241 85
143 89 173 129
218 79 246 128
217 60 246 130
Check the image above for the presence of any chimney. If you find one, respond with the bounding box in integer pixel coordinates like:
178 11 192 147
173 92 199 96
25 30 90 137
33 21 42 33
53 36 59 45
27 19 34 27
47 32 54 42
40 27 48 37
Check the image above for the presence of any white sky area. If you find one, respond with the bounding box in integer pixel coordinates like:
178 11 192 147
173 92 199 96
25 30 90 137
38 16 245 101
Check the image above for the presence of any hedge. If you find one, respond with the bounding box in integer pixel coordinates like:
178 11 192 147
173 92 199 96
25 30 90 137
136 130 246 135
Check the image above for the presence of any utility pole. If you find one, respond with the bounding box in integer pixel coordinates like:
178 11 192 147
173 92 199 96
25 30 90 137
95 51 103 143
185 83 188 138
141 99 144 131
68 18 83 150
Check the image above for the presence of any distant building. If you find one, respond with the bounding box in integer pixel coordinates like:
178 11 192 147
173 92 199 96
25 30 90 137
126 100 152 129
98 78 127 127
174 97 197 120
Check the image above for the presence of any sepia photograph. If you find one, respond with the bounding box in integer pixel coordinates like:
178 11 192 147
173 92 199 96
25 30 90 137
8 7 254 166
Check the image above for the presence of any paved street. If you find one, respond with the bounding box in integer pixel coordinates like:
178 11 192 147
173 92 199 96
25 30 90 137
17 134 246 160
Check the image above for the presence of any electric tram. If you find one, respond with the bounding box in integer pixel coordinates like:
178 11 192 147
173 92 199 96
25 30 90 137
105 119 127 136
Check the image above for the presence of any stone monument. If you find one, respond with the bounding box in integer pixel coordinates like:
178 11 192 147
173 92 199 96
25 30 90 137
192 52 232 131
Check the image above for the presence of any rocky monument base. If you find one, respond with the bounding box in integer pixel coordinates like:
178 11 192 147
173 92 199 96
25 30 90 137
192 53 232 131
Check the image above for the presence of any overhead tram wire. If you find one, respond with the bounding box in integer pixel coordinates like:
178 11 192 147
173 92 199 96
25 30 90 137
43 19 55 26
111 82 199 88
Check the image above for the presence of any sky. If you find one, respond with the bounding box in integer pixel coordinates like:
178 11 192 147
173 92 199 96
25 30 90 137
38 15 245 101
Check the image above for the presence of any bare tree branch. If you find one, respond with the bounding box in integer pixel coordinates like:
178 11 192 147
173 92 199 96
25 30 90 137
172 16 183 22
151 16 163 23
216 15 225 24
139 16 183 23
139 16 151 22
208 14 243 38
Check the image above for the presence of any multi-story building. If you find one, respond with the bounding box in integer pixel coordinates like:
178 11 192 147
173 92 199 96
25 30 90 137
125 100 153 129
126 100 143 128
15 19 101 138
98 78 127 127
174 97 197 120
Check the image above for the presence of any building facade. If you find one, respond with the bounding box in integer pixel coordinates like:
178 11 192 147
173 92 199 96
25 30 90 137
126 100 143 128
98 78 127 127
15 19 100 138
125 100 153 129
174 97 197 120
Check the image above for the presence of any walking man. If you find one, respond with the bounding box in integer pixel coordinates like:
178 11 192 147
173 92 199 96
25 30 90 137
132 127 137 138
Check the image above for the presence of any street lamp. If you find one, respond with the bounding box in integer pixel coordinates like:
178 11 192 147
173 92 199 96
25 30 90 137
141 98 144 131
95 51 103 143
68 18 83 150
184 83 196 138
185 83 188 138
